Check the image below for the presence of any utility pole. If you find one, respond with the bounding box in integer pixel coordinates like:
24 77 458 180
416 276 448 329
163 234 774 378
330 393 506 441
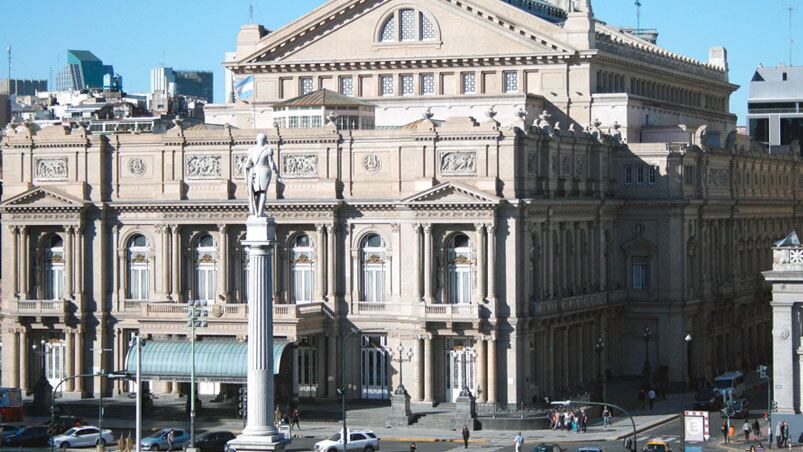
635 1 642 34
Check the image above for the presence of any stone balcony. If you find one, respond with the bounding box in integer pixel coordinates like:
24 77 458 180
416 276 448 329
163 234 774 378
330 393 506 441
532 291 616 318
11 299 70 320
121 301 333 324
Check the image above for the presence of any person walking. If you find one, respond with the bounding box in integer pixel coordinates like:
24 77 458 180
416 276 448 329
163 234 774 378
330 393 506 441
125 432 134 452
775 421 783 448
167 429 176 451
117 435 126 452
410 442 417 452
753 418 762 440
722 422 730 445
581 410 589 433
744 420 752 442
514 432 525 452
647 388 657 410
602 406 612 430
462 424 470 449
291 408 301 430
781 422 790 447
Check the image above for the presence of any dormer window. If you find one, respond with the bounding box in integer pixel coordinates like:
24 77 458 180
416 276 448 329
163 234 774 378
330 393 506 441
377 8 439 44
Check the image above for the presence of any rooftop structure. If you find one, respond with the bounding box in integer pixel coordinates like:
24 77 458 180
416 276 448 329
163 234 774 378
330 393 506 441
272 89 375 129
747 65 803 152
56 50 119 91
0 79 48 96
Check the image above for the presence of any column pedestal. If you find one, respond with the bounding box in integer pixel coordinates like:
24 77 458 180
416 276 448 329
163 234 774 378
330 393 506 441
228 216 288 452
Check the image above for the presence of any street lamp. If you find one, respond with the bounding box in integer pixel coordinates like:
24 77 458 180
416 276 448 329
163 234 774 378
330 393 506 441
92 348 113 450
684 334 693 390
187 300 210 450
32 339 48 383
595 337 605 381
458 347 476 398
642 326 652 388
339 328 360 452
388 344 413 395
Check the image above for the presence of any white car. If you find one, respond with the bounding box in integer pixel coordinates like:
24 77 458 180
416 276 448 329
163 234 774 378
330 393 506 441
314 430 380 452
50 425 114 449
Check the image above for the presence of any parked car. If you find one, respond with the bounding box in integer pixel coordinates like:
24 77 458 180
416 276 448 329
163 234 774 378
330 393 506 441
531 444 564 452
693 387 721 410
643 441 672 452
141 428 191 451
0 423 22 439
314 430 380 452
3 426 50 448
195 430 236 452
50 425 114 449
578 448 606 452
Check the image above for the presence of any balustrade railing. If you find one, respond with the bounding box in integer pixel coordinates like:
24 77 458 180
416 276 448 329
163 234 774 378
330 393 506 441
14 299 68 316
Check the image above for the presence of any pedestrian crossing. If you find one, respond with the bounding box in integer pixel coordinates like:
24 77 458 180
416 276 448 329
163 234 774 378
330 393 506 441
444 446 502 452
637 435 681 444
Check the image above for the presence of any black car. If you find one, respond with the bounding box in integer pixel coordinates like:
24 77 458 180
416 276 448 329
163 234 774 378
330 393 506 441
532 444 565 452
195 431 236 452
694 387 721 410
4 426 50 447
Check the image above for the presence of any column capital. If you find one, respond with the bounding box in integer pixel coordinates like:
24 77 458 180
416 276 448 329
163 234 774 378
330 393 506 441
326 223 338 233
486 223 496 234
169 224 180 233
412 223 423 232
155 224 169 234
217 224 228 233
315 223 325 233
422 224 432 234
474 222 486 232
65 225 75 233
7 224 19 234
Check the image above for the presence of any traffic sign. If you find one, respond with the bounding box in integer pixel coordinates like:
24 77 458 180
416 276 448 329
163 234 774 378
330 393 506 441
684 411 710 442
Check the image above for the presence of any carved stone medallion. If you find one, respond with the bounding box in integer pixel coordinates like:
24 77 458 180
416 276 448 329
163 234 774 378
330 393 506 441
362 154 382 174
128 157 146 176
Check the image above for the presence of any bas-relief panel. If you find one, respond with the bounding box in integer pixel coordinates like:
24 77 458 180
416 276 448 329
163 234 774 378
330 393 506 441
35 158 68 180
121 156 154 179
232 154 248 179
282 154 318 178
439 150 476 175
186 155 222 179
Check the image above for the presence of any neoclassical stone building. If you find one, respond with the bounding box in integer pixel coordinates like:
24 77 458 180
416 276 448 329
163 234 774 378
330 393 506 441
1 0 799 406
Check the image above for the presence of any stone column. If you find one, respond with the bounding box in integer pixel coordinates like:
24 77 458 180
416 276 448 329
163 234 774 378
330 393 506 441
475 223 486 302
423 225 434 304
159 225 170 298
21 226 30 298
315 224 325 302
20 328 29 393
772 302 795 414
65 226 74 298
476 338 487 403
413 224 422 302
9 226 19 297
66 329 75 392
423 335 433 403
415 337 425 401
76 226 84 304
113 226 122 307
327 224 336 303
273 240 282 304
487 224 497 304
487 337 497 403
316 336 327 398
218 224 229 303
11 330 19 388
170 225 181 302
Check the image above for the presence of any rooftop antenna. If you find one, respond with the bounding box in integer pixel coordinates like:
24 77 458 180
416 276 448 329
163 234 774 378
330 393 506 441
249 0 254 24
635 0 642 33
785 0 798 65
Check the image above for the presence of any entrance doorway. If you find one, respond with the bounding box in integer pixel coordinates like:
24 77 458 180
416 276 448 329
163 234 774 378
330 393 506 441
361 336 388 400
445 338 476 402
296 339 317 398
45 341 67 391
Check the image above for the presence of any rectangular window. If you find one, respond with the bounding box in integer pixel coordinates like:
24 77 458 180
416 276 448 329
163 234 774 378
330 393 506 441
401 74 414 96
636 165 645 185
462 73 476 94
780 117 803 146
632 259 649 290
649 166 657 184
683 165 694 185
300 77 314 95
339 77 354 97
421 74 435 95
503 72 518 93
624 165 633 185
289 116 299 128
380 75 394 96
400 9 415 41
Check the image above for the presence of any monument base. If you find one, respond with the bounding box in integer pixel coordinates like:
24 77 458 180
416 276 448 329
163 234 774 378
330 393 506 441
452 393 476 430
226 434 289 452
386 389 413 427
245 216 276 244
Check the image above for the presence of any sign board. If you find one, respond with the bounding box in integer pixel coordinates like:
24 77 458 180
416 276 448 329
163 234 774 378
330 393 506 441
683 411 710 442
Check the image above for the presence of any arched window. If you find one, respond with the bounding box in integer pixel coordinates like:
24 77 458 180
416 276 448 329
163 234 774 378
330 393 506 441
377 9 438 43
361 234 387 302
44 235 65 300
291 234 314 303
195 234 217 302
379 15 396 42
447 234 473 304
127 234 149 300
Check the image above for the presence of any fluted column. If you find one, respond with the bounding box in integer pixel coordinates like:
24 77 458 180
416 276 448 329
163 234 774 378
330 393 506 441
486 223 497 304
113 225 122 306
423 334 433 403
326 224 336 302
423 225 434 304
159 225 170 298
315 224 325 302
75 328 84 394
21 226 30 298
413 224 422 302
170 225 181 302
76 226 84 304
475 223 486 302
476 337 487 403
11 330 19 388
66 329 75 392
416 336 425 401
65 226 74 298
9 226 19 297
218 224 229 303
487 337 497 403
20 328 29 393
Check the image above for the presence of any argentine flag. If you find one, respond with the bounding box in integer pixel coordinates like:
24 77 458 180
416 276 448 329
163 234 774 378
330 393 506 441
234 75 255 101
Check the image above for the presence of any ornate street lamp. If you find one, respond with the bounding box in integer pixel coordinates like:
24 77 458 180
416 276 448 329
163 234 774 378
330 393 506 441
458 347 477 398
595 337 605 380
186 300 209 450
389 344 414 395
684 334 693 390
642 326 652 388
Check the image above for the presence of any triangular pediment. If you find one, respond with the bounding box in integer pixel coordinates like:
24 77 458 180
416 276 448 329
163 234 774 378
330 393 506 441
0 186 85 210
237 0 573 65
402 182 500 205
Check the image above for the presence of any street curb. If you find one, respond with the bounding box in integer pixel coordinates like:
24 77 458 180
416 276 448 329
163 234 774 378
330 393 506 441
380 438 490 444
614 414 681 441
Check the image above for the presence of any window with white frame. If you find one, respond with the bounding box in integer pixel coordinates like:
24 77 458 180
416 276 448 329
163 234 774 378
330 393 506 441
624 165 633 185
421 74 435 95
400 9 416 41
127 234 149 300
380 75 394 96
44 235 65 300
296 337 317 397
632 258 649 290
377 9 437 43
379 15 396 42
291 234 315 303
300 77 314 95
462 73 476 94
649 165 657 184
401 74 414 96
636 165 645 185
448 234 473 304
339 77 354 97
195 234 217 302
504 72 518 93
361 234 387 302
420 12 435 40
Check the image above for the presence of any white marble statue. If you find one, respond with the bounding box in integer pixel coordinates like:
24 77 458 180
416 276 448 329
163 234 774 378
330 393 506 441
245 133 281 217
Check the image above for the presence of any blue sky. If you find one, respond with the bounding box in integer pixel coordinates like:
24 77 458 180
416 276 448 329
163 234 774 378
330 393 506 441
1 0 800 124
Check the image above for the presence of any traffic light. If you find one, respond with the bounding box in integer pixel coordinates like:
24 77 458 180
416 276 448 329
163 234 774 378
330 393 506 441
757 365 768 379
238 386 248 418
771 401 778 412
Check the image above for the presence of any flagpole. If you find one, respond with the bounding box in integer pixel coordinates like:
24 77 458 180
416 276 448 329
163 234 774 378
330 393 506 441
252 78 257 130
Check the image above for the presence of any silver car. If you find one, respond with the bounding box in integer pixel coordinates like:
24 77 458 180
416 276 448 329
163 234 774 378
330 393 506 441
50 426 114 449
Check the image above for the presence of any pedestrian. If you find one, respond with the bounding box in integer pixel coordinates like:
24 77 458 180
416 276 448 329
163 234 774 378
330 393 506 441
167 429 176 450
117 435 126 452
275 406 282 426
125 432 134 452
462 424 470 449
776 422 783 448
744 420 752 442
750 446 757 452
582 410 589 433
647 388 657 410
602 405 612 430
781 421 789 447
514 432 524 452
753 418 762 439
723 422 730 445
410 442 417 452
757 443 765 452
291 408 301 430
638 388 646 410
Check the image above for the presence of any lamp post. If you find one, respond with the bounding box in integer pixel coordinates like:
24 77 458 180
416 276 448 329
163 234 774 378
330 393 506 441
32 339 48 383
642 326 652 388
339 328 360 452
458 347 476 397
389 344 414 395
685 334 693 390
91 348 113 450
187 300 209 451
595 337 606 402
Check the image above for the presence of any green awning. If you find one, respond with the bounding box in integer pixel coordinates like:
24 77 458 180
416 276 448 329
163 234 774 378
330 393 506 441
124 339 290 383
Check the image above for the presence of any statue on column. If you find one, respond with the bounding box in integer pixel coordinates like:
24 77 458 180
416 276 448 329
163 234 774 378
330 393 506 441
245 133 281 218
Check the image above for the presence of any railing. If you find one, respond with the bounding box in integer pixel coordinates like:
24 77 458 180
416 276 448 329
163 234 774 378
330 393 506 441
532 292 608 317
136 301 332 321
13 299 68 316
357 302 388 313
476 402 551 419
421 303 479 320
